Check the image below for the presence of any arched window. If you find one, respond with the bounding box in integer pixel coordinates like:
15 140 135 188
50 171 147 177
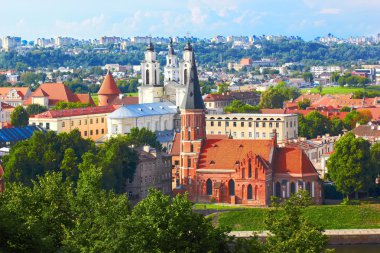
229 179 235 196
275 182 281 198
306 182 311 195
248 159 252 178
247 185 253 200
154 69 157 84
290 182 296 195
255 167 258 179
184 69 188 84
146 69 150 85
255 185 258 200
242 167 245 178
190 143 194 152
206 179 212 196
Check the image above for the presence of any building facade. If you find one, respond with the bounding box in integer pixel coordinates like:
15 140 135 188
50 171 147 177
126 145 172 204
203 92 261 114
30 106 116 141
205 113 298 142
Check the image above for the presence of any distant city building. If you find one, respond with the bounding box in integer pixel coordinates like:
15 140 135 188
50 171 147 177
310 66 342 77
251 58 278 67
0 87 31 106
203 91 260 114
0 102 14 128
205 113 298 142
55 37 76 47
2 36 21 51
99 36 121 45
126 145 172 204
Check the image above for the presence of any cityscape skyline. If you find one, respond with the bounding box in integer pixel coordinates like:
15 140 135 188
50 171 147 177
1 0 380 40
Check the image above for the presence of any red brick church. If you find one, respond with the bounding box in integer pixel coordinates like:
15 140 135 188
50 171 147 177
170 47 322 205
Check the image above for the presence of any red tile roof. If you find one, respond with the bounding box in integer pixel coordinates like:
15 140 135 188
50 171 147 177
0 87 30 99
351 125 380 138
31 105 118 119
98 71 120 95
203 91 260 102
198 139 274 170
24 83 79 106
358 107 380 120
1 102 14 109
294 93 322 103
170 132 181 156
108 96 138 106
33 88 49 97
76 94 96 106
273 147 318 175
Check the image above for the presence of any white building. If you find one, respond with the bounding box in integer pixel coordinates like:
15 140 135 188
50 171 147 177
310 66 342 77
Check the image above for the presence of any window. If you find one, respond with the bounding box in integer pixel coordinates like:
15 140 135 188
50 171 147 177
262 122 266 127
85 120 87 125
218 131 221 134
226 122 229 127
286 122 288 127
218 121 221 127
290 182 296 194
249 132 252 138
247 185 253 200
229 180 235 196
79 120 81 126
62 122 65 127
101 118 104 123
190 143 194 152
210 131 214 134
46 123 50 130
90 119 93 124
306 182 311 195
96 129 99 135
269 122 272 128
256 122 259 127
241 122 244 127
275 182 281 198
101 129 104 134
84 131 87 136
211 121 214 126
241 132 244 138
188 158 191 167
96 118 98 123
255 167 258 179
90 130 93 135
248 159 252 178
233 132 237 137
249 122 252 127
206 179 212 195
255 132 259 138
262 132 266 138
276 122 279 128
290 122 292 127
233 122 237 127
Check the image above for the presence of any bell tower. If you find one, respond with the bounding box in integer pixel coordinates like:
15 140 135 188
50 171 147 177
138 42 164 104
179 47 206 195
164 38 179 83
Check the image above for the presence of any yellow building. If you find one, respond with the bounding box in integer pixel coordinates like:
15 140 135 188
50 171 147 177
205 113 298 142
29 106 117 141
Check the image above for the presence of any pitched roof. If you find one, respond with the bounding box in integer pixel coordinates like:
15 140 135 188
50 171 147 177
358 107 380 120
23 83 81 106
33 88 49 97
204 92 260 102
76 93 96 106
170 132 181 156
107 96 138 106
273 147 318 175
0 87 30 98
0 126 44 143
108 102 177 119
31 105 118 119
198 139 274 170
351 125 380 137
98 71 121 95
181 50 204 110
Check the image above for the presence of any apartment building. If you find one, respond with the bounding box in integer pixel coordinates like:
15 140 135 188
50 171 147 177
205 113 298 142
310 66 342 77
126 145 172 204
29 106 117 141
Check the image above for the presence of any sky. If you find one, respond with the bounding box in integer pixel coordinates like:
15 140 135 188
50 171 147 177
1 0 380 41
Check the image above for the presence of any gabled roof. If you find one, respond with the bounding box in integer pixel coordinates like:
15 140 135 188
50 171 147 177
0 87 30 99
273 147 318 175
351 125 380 137
181 50 204 110
198 139 274 170
76 94 96 106
98 71 121 95
33 88 49 97
24 83 82 106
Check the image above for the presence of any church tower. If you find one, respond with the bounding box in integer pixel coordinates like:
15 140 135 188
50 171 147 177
138 42 164 104
164 39 179 83
179 48 206 195
98 70 121 106
179 42 194 86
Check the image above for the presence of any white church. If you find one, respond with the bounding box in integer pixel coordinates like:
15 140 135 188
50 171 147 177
107 40 198 149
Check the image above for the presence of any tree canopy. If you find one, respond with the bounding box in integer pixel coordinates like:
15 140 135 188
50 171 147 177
52 101 92 110
10 106 29 127
224 99 261 113
259 82 300 109
343 110 372 130
25 103 48 115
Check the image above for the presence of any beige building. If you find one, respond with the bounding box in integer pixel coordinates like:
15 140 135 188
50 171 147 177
29 106 117 141
126 146 172 204
205 113 298 142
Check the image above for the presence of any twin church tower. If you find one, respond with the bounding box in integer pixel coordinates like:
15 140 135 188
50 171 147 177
138 40 195 107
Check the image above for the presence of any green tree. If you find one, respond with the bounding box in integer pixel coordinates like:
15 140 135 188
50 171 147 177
339 106 351 112
331 72 340 83
126 189 230 253
52 101 91 110
264 191 329 253
26 103 48 115
343 110 372 130
302 72 314 83
327 133 373 200
330 117 344 136
297 99 311 109
11 105 29 127
217 82 230 94
224 99 261 113
259 82 300 109
370 143 380 184
125 127 162 151
304 111 331 138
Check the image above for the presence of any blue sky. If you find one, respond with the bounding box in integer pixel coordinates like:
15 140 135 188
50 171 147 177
2 0 380 40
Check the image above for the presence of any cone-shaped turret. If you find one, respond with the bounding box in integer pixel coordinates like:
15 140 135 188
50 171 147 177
98 70 121 95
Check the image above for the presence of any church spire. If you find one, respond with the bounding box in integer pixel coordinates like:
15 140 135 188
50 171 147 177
181 49 204 110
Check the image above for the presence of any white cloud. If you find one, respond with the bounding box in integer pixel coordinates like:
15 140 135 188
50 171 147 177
190 6 207 25
319 8 341 15
55 14 105 35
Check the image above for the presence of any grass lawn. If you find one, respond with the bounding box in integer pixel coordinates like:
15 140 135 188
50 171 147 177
125 92 138 97
214 204 380 231
300 85 380 95
193 203 248 210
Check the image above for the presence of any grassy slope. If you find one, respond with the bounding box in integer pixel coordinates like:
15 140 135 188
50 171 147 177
214 204 380 231
300 85 380 95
